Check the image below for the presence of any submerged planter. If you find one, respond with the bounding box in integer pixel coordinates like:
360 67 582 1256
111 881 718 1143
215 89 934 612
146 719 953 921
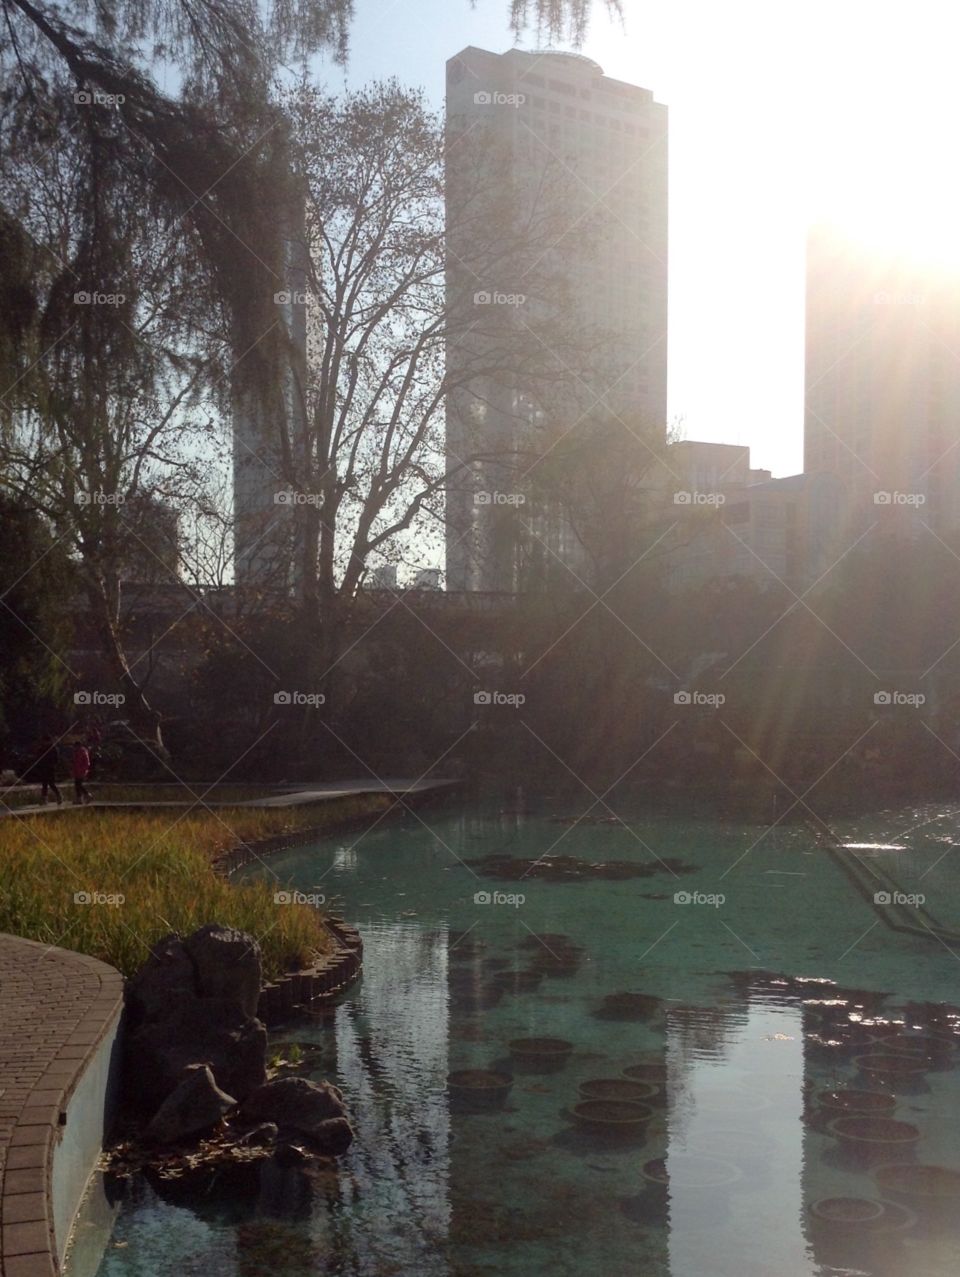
622 1063 669 1087
447 1069 513 1112
828 1115 921 1167
873 1163 960 1228
806 1088 896 1133
595 992 663 1022
808 1195 916 1267
878 1031 958 1071
579 1078 660 1104
855 1053 930 1093
570 1099 653 1139
489 968 543 995
508 1037 574 1072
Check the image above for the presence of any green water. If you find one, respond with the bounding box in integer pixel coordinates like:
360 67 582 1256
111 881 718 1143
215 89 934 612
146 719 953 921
80 799 960 1276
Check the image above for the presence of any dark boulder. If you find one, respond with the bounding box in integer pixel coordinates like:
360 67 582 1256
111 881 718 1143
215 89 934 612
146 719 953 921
238 1077 352 1159
128 997 267 1110
184 925 262 1017
146 1065 236 1145
125 933 197 1029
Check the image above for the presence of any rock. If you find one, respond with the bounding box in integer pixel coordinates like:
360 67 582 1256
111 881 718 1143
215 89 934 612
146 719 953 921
127 997 267 1110
239 1076 347 1134
125 933 197 1028
183 924 262 1018
236 1121 278 1147
146 1065 236 1145
274 1141 309 1168
303 1117 353 1156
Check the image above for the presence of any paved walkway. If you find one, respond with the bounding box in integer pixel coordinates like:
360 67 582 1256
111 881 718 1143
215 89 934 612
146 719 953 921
0 935 123 1277
1 778 457 818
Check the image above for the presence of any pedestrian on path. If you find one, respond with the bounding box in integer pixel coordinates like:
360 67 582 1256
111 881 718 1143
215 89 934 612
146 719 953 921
33 736 63 806
72 740 92 805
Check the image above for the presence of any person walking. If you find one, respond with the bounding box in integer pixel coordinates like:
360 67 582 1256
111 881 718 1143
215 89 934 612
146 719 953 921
34 736 63 806
85 721 102 781
71 740 92 805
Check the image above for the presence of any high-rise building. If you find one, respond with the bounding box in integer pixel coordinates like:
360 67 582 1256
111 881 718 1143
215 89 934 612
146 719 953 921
444 47 668 592
804 227 960 540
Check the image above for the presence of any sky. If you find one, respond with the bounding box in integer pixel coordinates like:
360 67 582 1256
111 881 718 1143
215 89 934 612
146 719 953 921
313 0 960 479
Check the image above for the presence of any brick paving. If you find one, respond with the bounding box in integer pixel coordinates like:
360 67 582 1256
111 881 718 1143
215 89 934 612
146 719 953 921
0 935 123 1277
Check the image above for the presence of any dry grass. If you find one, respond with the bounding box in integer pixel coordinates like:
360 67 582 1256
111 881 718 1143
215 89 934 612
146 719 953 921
0 794 390 978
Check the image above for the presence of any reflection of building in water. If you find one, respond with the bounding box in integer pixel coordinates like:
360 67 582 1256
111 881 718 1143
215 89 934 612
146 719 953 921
332 924 451 1272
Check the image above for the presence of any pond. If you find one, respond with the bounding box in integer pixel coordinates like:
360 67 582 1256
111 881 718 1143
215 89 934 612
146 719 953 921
74 797 960 1276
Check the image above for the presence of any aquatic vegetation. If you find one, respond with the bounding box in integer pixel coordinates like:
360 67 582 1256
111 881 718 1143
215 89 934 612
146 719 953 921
468 853 698 882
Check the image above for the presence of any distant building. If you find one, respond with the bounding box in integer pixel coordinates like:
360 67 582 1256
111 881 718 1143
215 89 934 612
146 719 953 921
445 46 668 592
804 226 960 539
640 440 840 591
413 568 443 591
367 564 398 591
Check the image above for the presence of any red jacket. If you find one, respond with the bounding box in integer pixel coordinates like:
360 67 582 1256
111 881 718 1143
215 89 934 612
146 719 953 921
72 746 91 780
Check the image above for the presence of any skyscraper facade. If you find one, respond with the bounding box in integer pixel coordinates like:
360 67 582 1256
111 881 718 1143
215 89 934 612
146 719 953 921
444 47 668 591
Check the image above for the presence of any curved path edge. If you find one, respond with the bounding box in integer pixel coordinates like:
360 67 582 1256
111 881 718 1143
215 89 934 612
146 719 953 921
0 934 123 1277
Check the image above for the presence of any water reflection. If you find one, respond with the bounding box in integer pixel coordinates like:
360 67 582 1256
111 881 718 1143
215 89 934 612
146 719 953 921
81 806 960 1277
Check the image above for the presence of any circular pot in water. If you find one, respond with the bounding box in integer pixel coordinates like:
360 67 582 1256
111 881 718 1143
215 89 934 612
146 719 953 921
879 1030 957 1071
508 1037 574 1068
806 1088 896 1133
570 1099 653 1138
828 1115 921 1167
623 1063 669 1086
447 1069 513 1111
596 992 663 1021
873 1163 960 1227
855 1053 930 1093
489 968 542 995
579 1078 659 1103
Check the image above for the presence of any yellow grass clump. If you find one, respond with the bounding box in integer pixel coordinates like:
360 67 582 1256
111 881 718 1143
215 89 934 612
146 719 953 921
0 794 389 978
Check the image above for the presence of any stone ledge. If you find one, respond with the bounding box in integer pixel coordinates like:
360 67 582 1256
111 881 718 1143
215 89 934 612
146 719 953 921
0 935 123 1277
256 921 363 1028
